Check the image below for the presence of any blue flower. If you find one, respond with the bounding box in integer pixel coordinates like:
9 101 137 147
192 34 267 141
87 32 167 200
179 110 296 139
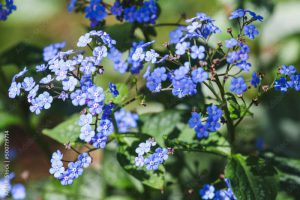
36 64 47 72
175 42 190 55
87 86 105 103
174 64 189 80
195 123 209 139
43 42 66 62
12 67 28 82
135 142 151 156
188 112 201 128
145 49 159 63
150 67 168 83
288 73 300 91
207 105 223 121
114 109 139 133
230 77 247 95
85 0 107 27
135 156 145 167
190 45 205 60
67 161 83 179
169 26 185 44
59 171 74 185
124 6 137 22
132 47 145 62
67 0 77 12
154 147 168 163
37 91 53 110
78 113 93 127
111 1 123 17
250 72 260 88
199 184 215 199
144 154 160 170
40 75 53 84
246 10 263 22
225 38 238 48
172 77 197 98
109 82 119 97
77 33 92 47
279 65 296 75
21 77 35 92
11 184 26 200
97 119 114 136
78 153 92 168
91 133 108 148
244 25 259 40
8 82 21 99
49 150 65 178
62 76 78 91
70 90 87 106
229 9 245 20
93 46 108 62
274 77 289 92
79 125 95 142
87 101 103 115
227 51 239 64
192 68 209 83
236 61 251 71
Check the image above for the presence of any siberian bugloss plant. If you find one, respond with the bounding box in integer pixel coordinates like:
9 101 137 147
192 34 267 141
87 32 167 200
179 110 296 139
5 2 300 200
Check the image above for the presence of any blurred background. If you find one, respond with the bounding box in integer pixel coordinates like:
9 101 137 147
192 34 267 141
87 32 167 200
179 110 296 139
0 0 300 199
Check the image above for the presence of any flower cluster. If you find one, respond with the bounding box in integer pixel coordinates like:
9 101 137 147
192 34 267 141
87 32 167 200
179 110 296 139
188 105 223 139
199 179 236 200
0 0 16 21
274 65 300 92
68 0 158 27
0 173 26 200
134 138 169 171
49 151 92 185
9 30 140 185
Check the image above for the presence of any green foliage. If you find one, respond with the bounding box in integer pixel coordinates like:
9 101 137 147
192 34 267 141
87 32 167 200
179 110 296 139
117 139 166 190
140 110 182 147
225 154 278 200
42 114 81 145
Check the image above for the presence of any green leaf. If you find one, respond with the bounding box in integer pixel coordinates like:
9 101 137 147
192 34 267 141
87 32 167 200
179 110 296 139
117 140 165 190
42 114 81 145
105 83 129 105
103 23 136 51
0 111 22 129
225 154 278 200
42 169 105 200
140 110 182 146
0 42 42 66
103 150 144 192
226 93 241 120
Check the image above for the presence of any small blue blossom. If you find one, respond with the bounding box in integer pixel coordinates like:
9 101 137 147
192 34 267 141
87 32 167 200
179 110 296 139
192 68 209 83
62 76 78 91
67 0 77 12
91 133 108 148
93 46 108 62
59 171 74 185
132 47 145 62
229 8 245 20
145 49 159 63
135 156 145 167
85 0 107 27
114 109 139 133
111 1 123 17
236 61 251 71
11 184 26 200
97 119 114 136
188 112 201 128
279 65 296 75
135 142 151 156
225 38 238 48
172 77 197 98
87 86 105 103
190 45 205 60
67 161 83 179
8 82 21 99
230 77 247 95
195 122 209 139
227 51 239 64
175 42 190 55
144 154 160 170
274 77 289 92
288 73 300 91
250 72 260 88
78 113 93 127
169 26 185 44
154 147 169 163
70 90 87 106
244 25 259 40
49 150 65 178
109 82 119 97
174 64 189 80
40 75 53 84
199 184 215 200
21 77 35 92
77 33 92 47
37 91 53 110
80 125 95 142
78 153 92 168
150 67 168 83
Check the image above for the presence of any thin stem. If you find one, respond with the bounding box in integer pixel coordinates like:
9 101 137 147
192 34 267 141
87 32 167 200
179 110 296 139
234 101 254 127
